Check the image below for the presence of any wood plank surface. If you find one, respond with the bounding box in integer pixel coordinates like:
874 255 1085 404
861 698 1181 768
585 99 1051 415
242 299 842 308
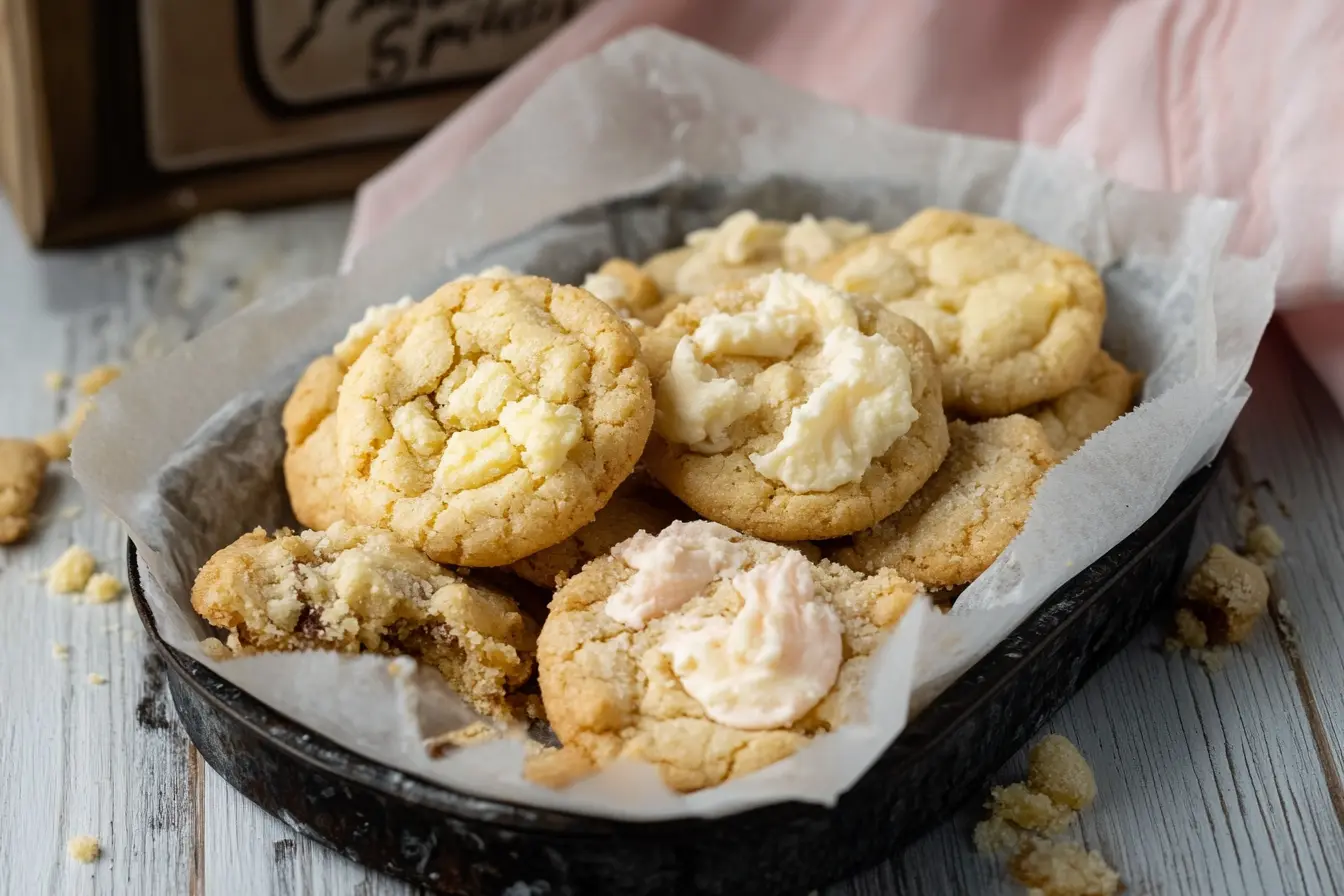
3 200 1343 895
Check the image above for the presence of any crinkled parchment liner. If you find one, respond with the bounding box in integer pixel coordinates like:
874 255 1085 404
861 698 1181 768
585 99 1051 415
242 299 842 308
74 29 1276 821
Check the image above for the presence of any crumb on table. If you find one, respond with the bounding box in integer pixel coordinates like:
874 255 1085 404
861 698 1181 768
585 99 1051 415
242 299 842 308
84 573 123 604
989 783 1077 836
76 364 122 396
974 735 1112 890
66 835 101 863
974 814 1025 857
51 643 70 660
87 673 107 685
1178 543 1270 646
1028 734 1097 811
47 545 97 593
0 438 49 543
1009 837 1121 896
1244 522 1285 574
44 371 67 391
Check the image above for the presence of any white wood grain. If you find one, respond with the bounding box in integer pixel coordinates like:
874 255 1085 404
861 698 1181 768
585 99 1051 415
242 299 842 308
0 208 194 896
5 199 1344 895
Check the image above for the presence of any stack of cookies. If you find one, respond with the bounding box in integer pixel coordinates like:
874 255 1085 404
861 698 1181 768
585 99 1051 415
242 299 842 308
190 208 1141 794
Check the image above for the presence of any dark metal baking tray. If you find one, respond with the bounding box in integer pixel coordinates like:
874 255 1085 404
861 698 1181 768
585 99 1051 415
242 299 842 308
128 452 1220 896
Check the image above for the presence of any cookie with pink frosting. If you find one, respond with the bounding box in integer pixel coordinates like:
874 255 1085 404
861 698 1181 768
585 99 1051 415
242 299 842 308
530 520 921 793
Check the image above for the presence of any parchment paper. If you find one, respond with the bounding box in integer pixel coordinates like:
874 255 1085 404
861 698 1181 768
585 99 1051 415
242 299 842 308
74 29 1277 821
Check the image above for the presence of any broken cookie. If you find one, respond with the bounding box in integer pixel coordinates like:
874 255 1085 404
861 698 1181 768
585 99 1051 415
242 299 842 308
0 438 48 543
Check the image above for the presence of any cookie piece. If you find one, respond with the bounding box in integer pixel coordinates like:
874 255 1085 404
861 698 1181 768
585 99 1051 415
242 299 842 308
508 489 679 589
834 416 1055 587
535 521 920 792
811 209 1105 416
0 438 48 543
1027 350 1141 457
643 211 870 308
191 522 538 719
336 275 653 567
640 271 948 541
1178 543 1270 645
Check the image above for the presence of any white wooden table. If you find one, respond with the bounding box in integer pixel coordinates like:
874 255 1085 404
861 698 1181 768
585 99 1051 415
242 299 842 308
3 199 1343 896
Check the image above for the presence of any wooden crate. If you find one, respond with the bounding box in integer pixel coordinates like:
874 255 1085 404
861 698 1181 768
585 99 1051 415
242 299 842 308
0 0 584 247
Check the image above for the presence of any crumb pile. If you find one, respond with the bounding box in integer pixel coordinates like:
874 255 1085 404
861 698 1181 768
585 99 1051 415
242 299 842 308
974 735 1120 895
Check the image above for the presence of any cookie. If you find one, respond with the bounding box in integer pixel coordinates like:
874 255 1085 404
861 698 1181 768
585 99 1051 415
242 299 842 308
0 438 48 543
191 522 537 719
335 275 654 567
1027 350 1141 457
639 270 949 541
581 258 671 327
642 211 870 309
534 520 921 792
811 209 1105 416
282 355 348 529
833 415 1056 587
508 487 680 589
282 276 521 530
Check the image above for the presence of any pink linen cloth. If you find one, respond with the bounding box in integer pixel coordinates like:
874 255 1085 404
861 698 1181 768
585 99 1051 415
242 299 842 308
341 0 1344 408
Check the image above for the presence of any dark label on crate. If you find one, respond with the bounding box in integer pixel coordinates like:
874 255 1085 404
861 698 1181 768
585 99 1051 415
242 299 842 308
247 0 586 108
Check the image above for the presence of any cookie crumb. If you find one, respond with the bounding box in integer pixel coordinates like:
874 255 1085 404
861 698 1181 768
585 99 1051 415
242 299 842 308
87 673 107 685
35 429 72 461
975 736 1113 892
974 815 1025 857
199 637 231 661
84 573 123 604
76 364 122 396
1009 837 1121 896
44 371 68 391
523 745 598 789
425 721 500 756
47 545 97 593
1179 543 1269 645
0 438 49 543
52 642 70 660
1243 522 1284 575
989 783 1076 835
1191 646 1229 673
1028 735 1096 811
66 835 101 863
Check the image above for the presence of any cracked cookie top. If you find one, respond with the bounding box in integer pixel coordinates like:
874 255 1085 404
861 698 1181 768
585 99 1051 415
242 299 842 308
534 521 920 792
334 275 653 567
639 271 949 541
811 209 1105 416
833 415 1056 587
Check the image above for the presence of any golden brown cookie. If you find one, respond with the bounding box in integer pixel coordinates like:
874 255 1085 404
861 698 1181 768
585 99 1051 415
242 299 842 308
642 211 870 311
833 415 1055 587
0 438 48 543
1027 350 1141 457
191 522 537 720
811 209 1105 417
335 275 654 567
282 355 348 529
534 521 920 792
581 258 671 327
508 489 679 589
639 271 949 541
